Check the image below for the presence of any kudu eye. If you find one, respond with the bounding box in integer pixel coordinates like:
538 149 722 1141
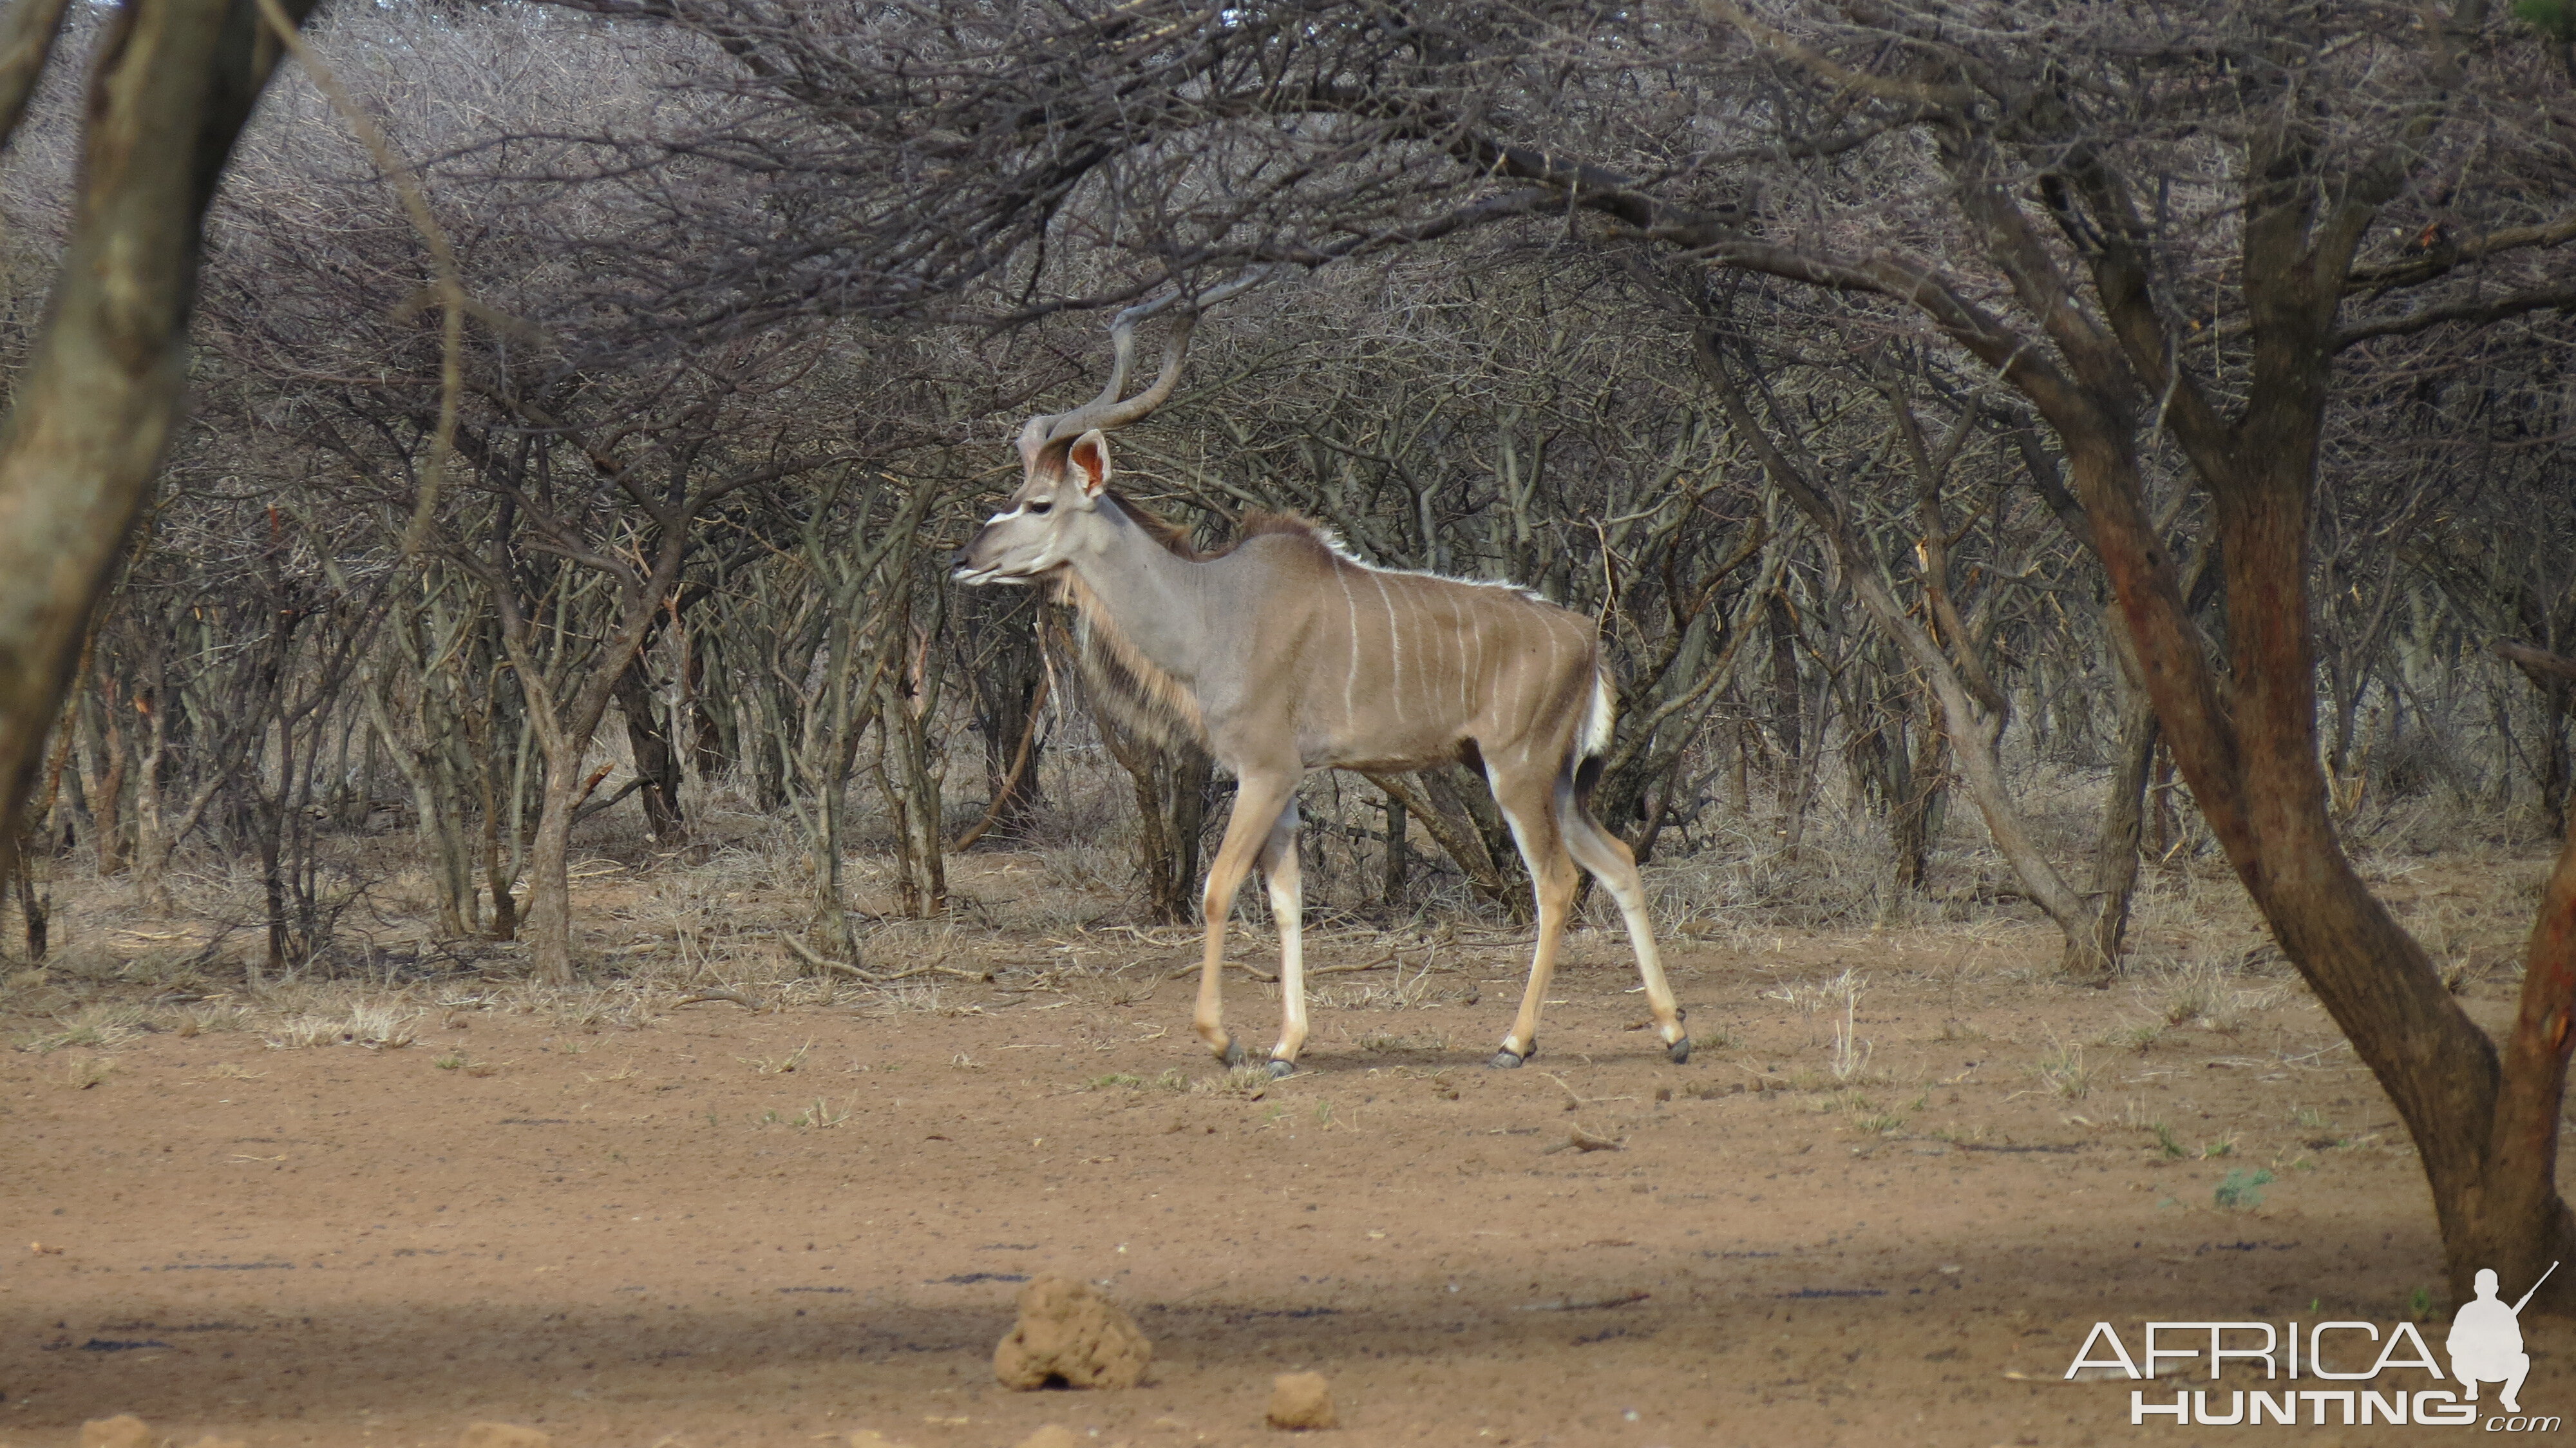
1028 498 1053 515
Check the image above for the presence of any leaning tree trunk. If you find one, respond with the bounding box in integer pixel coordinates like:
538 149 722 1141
2076 645 2160 976
612 656 687 843
518 758 583 982
1362 766 1533 924
0 0 325 846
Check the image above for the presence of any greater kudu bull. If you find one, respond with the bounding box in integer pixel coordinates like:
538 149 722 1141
952 292 1688 1074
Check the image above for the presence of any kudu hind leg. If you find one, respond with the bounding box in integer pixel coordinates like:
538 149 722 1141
1256 801 1307 1076
1559 783 1689 1063
1489 772 1580 1069
1195 772 1296 1067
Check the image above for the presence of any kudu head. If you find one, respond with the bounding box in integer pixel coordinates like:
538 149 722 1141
952 272 1265 586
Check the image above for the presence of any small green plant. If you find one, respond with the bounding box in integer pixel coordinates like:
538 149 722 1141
2408 1285 2436 1322
2214 1167 2274 1210
1092 1073 1144 1089
434 1053 468 1071
2152 1123 2186 1160
1312 1099 1335 1126
1853 1112 1908 1136
2200 1133 2240 1159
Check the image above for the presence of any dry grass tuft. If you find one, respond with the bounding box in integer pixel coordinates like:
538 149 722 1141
264 1003 419 1050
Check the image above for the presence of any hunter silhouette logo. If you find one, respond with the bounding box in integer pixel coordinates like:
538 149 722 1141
2449 1262 2554 1415
2068 1261 2562 1429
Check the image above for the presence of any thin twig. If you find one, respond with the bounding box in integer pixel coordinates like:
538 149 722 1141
779 931 871 979
676 988 757 1009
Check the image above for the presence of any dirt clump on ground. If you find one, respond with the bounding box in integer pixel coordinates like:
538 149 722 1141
992 1277 1152 1390
76 1419 152 1448
1265 1372 1337 1430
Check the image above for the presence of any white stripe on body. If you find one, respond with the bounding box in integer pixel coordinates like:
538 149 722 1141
1333 566 1362 739
1369 570 1405 725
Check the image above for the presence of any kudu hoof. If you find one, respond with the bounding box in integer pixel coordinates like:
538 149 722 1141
1267 1059 1296 1080
1667 1036 1692 1066
1220 1037 1246 1068
1488 1048 1528 1070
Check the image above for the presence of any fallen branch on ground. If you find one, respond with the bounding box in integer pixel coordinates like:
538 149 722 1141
1514 1290 1649 1311
676 987 757 1009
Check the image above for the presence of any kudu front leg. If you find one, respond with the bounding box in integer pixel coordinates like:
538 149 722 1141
1194 772 1296 1068
1256 801 1307 1078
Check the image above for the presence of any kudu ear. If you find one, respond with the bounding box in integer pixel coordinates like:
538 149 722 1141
1066 430 1114 499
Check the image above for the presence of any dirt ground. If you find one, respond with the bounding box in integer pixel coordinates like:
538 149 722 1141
4 846 2571 1448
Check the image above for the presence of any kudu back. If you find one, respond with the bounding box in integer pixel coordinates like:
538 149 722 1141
952 292 1688 1073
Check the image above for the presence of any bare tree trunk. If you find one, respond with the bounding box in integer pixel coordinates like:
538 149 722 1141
84 679 131 876
612 656 686 841
1095 696 1211 925
873 596 949 917
1888 688 1949 898
518 761 584 980
1361 766 1531 923
1764 591 1804 820
963 587 1049 844
130 646 172 910
1381 794 1407 906
2079 671 2159 975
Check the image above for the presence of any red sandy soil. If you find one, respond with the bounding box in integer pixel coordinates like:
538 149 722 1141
2 864 2566 1447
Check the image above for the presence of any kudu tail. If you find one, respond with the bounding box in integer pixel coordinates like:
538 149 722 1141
1569 670 1615 804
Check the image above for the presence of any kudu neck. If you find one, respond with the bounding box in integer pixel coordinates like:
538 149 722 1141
1063 500 1225 680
